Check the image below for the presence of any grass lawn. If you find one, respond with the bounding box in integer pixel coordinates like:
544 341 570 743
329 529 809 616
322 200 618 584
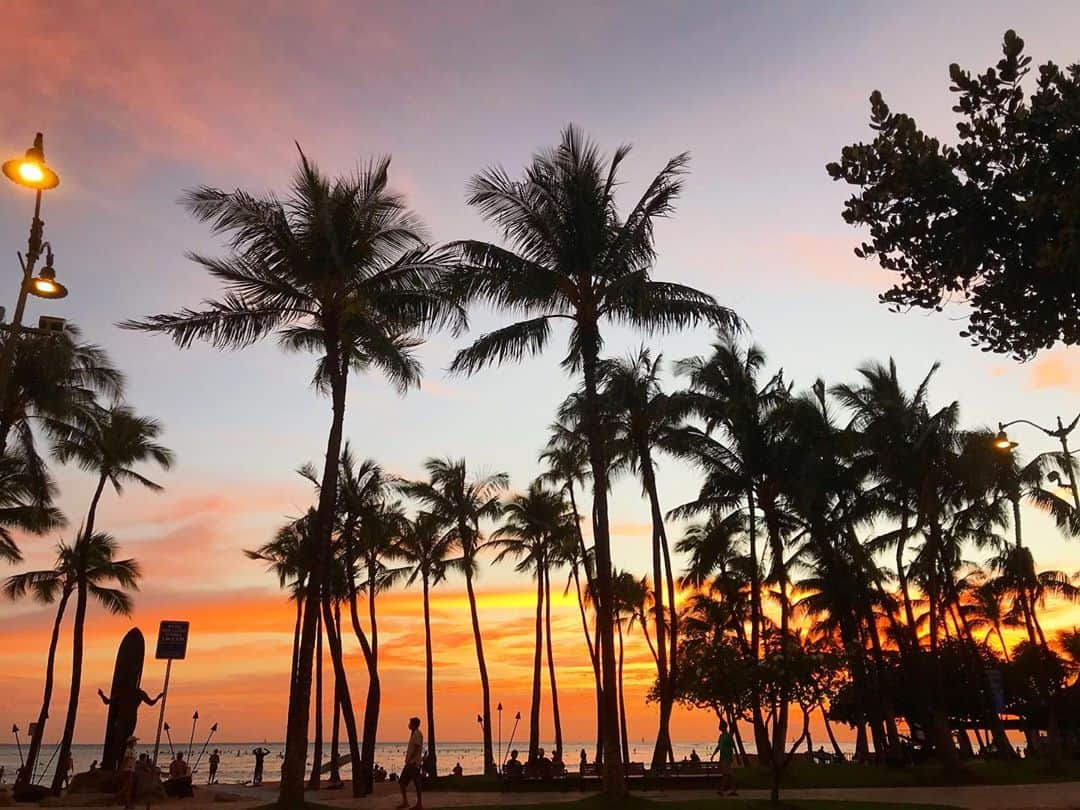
450 797 956 810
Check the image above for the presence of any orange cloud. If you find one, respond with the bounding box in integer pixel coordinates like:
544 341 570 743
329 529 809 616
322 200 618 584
1029 350 1080 391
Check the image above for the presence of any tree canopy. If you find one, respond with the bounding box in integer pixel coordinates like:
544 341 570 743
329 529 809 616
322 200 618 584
827 30 1080 359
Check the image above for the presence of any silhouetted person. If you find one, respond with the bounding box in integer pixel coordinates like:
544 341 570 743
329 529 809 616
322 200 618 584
208 749 220 784
504 750 523 780
579 749 587 772
689 749 701 763
536 748 552 780
396 716 423 810
169 752 190 779
710 718 736 796
251 747 271 785
97 687 163 771
451 762 463 777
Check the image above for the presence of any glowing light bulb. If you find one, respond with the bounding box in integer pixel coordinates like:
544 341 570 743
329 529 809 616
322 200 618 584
17 161 44 184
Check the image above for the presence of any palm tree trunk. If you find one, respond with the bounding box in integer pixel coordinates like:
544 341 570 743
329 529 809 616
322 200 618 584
282 361 348 805
617 618 629 766
639 448 672 773
51 579 87 794
580 337 624 794
361 570 382 787
308 608 323 789
822 707 843 758
746 489 771 763
289 586 304 693
529 563 544 761
896 506 919 647
422 573 438 778
567 484 604 763
464 567 496 774
543 560 562 761
329 603 342 785
50 471 109 796
19 587 71 787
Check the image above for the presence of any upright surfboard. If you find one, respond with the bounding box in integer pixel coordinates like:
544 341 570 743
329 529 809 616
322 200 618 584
101 628 145 771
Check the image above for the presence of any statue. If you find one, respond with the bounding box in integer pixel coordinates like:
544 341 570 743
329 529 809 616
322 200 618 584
96 628 163 771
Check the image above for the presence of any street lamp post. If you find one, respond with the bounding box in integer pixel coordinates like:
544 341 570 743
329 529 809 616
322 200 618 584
0 133 67 445
994 414 1080 510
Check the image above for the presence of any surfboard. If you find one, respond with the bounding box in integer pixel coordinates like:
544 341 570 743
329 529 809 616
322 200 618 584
101 628 145 770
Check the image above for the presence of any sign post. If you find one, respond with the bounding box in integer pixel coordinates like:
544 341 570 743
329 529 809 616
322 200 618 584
152 620 189 767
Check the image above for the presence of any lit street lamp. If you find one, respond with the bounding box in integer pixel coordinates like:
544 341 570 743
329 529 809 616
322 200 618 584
994 415 1080 510
0 133 67 437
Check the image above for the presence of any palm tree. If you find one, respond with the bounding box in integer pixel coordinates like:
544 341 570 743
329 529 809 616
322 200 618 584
539 421 602 759
245 509 326 788
404 458 506 774
610 571 649 766
600 348 681 769
394 511 453 776
49 404 171 794
672 333 791 763
491 481 570 762
48 533 141 793
0 323 123 460
123 153 464 803
331 449 399 793
4 541 78 786
0 452 64 564
448 125 739 792
245 511 316 697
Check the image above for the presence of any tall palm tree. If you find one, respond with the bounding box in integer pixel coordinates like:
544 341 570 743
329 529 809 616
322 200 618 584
448 125 739 792
246 509 326 788
404 458 506 774
394 511 453 776
4 540 78 786
124 153 464 803
48 533 140 793
491 481 570 762
246 510 316 689
600 348 681 769
49 404 171 794
672 333 791 763
331 449 398 793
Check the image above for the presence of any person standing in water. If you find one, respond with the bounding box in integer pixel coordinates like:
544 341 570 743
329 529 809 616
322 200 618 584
396 717 424 810
208 749 220 784
251 747 271 786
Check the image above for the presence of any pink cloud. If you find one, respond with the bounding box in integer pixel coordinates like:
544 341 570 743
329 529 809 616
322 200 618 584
780 232 892 291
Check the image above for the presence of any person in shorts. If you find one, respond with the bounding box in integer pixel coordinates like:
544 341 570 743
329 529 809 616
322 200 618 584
396 717 424 809
710 718 737 796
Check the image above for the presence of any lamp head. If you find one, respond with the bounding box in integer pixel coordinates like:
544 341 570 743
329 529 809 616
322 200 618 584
28 247 67 299
993 430 1017 451
3 133 59 190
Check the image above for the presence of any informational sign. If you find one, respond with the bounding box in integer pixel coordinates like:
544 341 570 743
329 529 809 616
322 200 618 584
155 620 190 660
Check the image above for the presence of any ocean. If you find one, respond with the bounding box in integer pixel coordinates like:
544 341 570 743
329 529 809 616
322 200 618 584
0 738 859 786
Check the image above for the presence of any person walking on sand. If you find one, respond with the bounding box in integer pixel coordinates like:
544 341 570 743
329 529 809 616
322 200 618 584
710 718 737 796
396 717 424 810
251 747 271 786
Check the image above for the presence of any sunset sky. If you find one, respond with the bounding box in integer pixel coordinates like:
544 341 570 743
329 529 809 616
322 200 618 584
2 1 1079 747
